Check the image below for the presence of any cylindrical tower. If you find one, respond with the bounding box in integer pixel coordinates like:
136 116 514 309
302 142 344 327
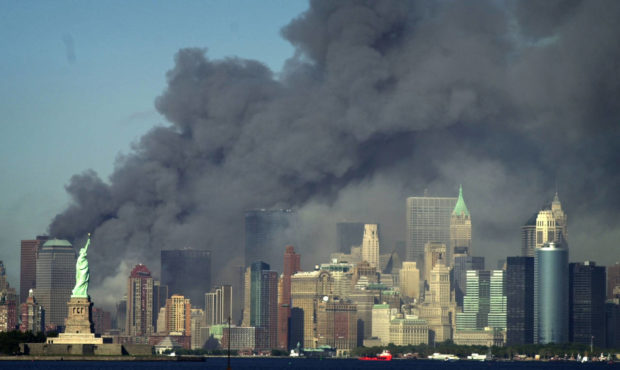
535 242 568 344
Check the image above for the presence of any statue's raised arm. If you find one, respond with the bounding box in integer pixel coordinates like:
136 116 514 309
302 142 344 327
71 234 91 298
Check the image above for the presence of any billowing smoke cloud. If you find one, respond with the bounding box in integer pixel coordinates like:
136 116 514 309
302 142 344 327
50 0 620 309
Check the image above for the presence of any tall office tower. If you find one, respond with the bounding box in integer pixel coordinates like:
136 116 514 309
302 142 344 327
161 249 211 307
607 263 620 300
336 222 365 253
456 270 491 331
291 270 332 348
487 270 507 330
19 289 44 333
569 261 605 346
234 265 245 324
0 263 18 332
453 255 484 307
535 242 568 344
278 246 301 349
399 262 420 301
406 193 457 271
242 266 251 327
34 239 75 329
116 296 127 333
372 304 394 345
506 256 534 345
126 264 154 337
166 294 191 335
316 297 358 351
244 209 299 272
418 260 455 343
249 261 278 348
361 224 380 269
204 284 233 326
152 281 168 332
450 185 472 260
20 236 48 304
521 213 537 257
423 242 447 286
190 308 206 349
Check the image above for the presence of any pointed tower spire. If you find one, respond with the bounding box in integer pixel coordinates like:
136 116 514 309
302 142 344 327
452 185 470 217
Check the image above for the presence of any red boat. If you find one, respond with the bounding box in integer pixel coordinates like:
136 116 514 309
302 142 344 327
359 350 393 361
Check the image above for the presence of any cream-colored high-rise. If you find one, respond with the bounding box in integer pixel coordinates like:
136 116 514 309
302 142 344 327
423 242 447 286
290 270 332 348
535 193 567 249
418 259 456 343
399 261 420 301
361 224 380 269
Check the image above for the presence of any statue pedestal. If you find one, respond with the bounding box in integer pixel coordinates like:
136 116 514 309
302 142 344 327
47 296 103 344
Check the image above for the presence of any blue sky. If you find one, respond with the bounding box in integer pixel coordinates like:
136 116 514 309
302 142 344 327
0 0 308 289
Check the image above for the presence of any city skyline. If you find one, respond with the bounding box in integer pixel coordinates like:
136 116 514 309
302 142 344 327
1 0 619 320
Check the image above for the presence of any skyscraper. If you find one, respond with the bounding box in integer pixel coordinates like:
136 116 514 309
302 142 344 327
0 262 18 332
244 209 299 272
161 249 211 307
166 294 191 335
418 260 455 342
535 242 568 344
423 242 447 285
361 224 380 269
406 193 457 272
450 185 472 260
487 270 507 331
399 261 420 301
291 270 332 348
35 239 76 329
456 270 491 331
249 261 278 349
204 284 233 326
152 280 168 332
316 297 358 351
126 264 154 337
506 256 534 345
278 246 300 349
19 289 44 333
521 213 537 257
523 193 568 257
569 261 605 347
453 255 485 307
607 262 620 300
20 236 48 305
336 222 364 253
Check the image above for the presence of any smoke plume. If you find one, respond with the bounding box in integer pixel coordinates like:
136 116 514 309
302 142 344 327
49 0 620 308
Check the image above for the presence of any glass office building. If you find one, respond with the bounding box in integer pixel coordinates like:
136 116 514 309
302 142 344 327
535 242 568 344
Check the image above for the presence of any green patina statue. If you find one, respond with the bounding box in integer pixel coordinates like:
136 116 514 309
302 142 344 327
71 234 91 298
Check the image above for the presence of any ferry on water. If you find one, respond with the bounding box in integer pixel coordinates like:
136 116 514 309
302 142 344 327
359 349 393 361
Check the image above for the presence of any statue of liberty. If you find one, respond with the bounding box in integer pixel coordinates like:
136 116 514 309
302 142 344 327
71 233 91 298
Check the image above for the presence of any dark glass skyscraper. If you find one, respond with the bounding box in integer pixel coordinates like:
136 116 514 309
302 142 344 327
161 249 211 307
535 242 568 344
250 261 278 349
35 239 75 329
506 256 534 345
20 236 48 305
244 209 299 272
569 261 605 346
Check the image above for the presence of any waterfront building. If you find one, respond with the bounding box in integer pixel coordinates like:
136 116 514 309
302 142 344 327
389 317 429 345
19 289 44 333
535 242 569 344
406 193 457 271
290 270 332 348
487 270 507 330
244 209 299 272
190 308 205 349
249 261 278 349
161 249 211 308
316 297 358 353
450 185 472 260
569 261 605 347
371 304 394 344
35 239 76 329
166 294 191 336
126 264 154 337
506 256 534 345
456 270 490 331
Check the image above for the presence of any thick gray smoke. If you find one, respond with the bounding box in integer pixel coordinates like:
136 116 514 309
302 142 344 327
50 0 620 309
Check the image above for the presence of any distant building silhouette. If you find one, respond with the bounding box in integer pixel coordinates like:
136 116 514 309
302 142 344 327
336 222 364 253
20 236 48 305
506 256 534 345
161 249 211 307
244 209 299 272
569 261 605 347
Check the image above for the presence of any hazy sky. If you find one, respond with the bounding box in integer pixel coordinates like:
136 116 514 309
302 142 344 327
0 0 308 288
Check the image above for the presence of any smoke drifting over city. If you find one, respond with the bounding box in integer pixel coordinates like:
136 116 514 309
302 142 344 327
49 0 620 307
